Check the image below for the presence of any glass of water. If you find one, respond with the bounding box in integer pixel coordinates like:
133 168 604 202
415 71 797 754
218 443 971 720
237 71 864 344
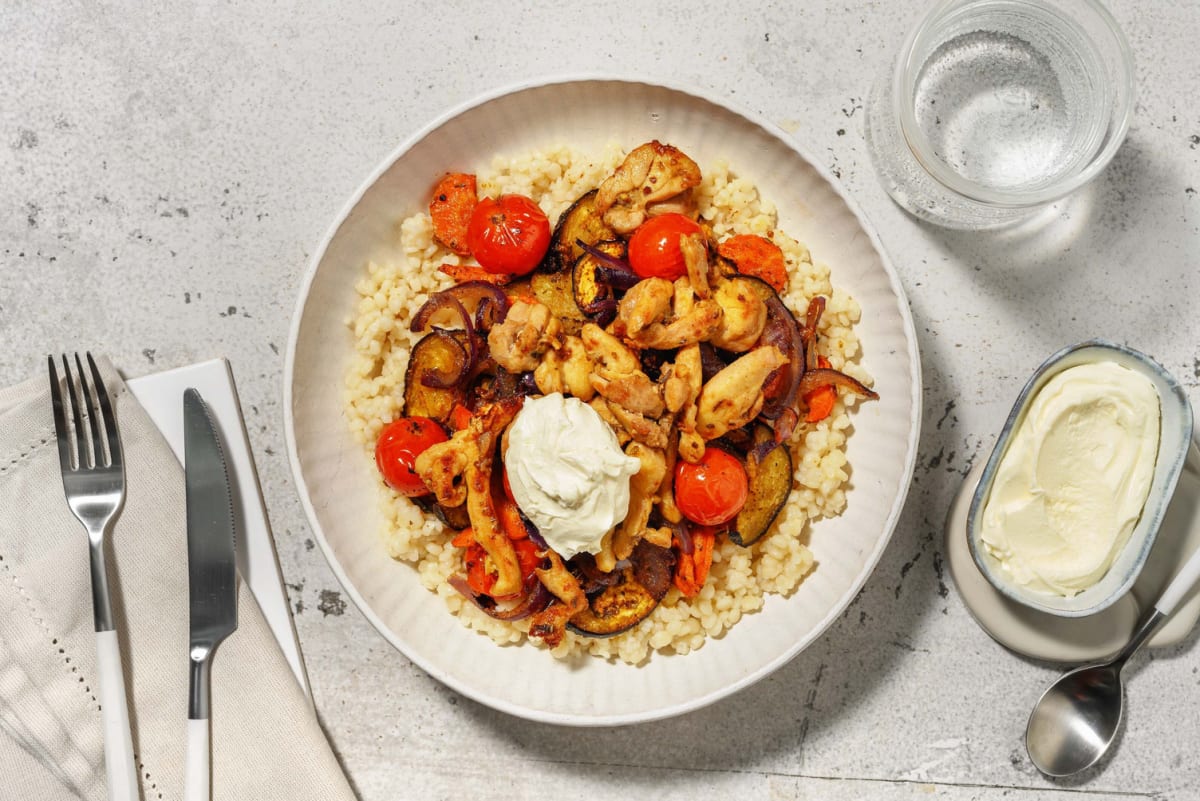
864 0 1135 229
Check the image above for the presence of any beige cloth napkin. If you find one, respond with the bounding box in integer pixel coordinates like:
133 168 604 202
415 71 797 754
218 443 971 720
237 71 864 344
0 358 357 801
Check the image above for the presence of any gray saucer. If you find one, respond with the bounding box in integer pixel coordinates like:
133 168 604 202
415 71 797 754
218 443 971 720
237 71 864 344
945 441 1200 663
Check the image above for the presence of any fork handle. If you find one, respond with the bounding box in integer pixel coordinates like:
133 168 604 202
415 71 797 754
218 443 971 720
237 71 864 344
96 629 140 801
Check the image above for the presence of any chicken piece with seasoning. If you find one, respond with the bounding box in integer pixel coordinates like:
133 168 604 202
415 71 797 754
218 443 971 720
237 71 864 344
593 140 702 234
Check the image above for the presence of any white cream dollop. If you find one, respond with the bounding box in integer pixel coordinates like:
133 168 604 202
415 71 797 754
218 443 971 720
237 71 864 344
504 393 641 559
980 361 1161 597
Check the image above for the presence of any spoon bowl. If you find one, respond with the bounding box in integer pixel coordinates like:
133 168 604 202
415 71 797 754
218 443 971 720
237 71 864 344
1026 660 1126 776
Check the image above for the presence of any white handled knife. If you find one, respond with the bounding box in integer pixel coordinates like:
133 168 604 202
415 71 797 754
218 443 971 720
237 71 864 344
182 388 238 801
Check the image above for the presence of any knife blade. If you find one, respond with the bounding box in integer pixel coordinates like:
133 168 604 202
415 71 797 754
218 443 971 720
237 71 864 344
183 387 238 801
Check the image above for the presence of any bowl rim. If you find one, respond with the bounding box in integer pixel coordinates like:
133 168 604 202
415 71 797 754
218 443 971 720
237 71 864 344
282 73 924 725
966 338 1194 618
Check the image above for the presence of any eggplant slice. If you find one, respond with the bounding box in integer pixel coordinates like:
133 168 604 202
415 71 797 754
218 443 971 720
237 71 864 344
547 189 617 272
401 330 469 424
569 541 676 638
730 426 793 547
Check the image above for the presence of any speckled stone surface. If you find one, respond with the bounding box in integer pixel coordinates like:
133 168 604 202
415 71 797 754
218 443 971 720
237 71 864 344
2 1 1198 799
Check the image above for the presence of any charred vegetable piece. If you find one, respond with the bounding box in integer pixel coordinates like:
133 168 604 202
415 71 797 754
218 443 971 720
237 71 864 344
414 494 471 530
740 276 807 422
673 526 716 597
797 367 879 402
429 173 477 256
568 567 661 638
412 281 511 334
438 262 514 286
630 540 676 600
531 269 586 335
730 426 793 547
718 234 788 293
572 239 626 312
569 542 674 638
501 277 534 303
547 189 616 272
401 331 469 424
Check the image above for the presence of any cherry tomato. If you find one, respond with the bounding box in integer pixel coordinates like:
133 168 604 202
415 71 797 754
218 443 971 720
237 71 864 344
375 417 448 497
627 213 704 280
674 447 749 526
459 538 540 598
466 194 551 275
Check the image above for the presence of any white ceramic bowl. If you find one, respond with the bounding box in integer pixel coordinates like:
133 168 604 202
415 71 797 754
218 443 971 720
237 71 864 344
284 77 921 725
967 339 1194 618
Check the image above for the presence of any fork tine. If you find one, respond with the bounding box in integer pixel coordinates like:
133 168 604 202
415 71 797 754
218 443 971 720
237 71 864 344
62 354 89 469
86 352 121 468
47 356 75 470
74 353 104 470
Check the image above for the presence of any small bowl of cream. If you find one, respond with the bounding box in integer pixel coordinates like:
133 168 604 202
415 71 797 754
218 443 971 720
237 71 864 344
967 340 1194 617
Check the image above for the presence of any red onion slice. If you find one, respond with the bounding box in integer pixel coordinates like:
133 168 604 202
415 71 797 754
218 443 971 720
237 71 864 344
448 575 552 621
576 239 637 283
758 292 805 421
410 291 481 388
418 331 471 389
670 519 694 555
797 367 879 400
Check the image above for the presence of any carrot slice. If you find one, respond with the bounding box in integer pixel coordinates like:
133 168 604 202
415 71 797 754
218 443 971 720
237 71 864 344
448 403 473 432
438 262 514 286
463 541 496 595
430 173 477 256
674 526 717 597
803 356 837 423
496 494 529 541
718 234 788 293
451 527 475 548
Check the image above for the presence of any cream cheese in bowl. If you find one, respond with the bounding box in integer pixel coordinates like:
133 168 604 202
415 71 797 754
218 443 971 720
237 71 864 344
978 361 1160 597
968 340 1194 617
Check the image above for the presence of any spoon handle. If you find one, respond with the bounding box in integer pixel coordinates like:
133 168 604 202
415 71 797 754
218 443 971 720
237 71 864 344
1154 535 1200 616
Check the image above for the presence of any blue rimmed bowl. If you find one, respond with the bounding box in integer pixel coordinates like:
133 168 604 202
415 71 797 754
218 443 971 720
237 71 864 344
967 339 1194 618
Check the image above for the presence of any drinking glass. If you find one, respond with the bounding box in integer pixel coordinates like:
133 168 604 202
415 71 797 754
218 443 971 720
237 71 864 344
864 0 1135 230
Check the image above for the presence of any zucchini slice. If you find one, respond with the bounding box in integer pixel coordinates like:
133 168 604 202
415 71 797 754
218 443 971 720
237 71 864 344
568 568 660 638
569 542 675 638
531 269 586 335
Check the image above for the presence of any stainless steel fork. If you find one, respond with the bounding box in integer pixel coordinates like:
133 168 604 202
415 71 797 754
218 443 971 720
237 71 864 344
49 353 140 801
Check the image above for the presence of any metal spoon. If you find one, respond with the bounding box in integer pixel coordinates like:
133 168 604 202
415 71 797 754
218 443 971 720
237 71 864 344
1026 543 1200 776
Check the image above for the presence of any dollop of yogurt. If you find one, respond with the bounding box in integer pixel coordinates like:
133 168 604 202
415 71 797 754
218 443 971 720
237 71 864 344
504 393 641 559
979 361 1161 597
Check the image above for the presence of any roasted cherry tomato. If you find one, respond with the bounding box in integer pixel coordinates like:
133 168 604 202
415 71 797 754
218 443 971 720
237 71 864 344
674 447 749 526
374 416 448 497
627 213 704 280
456 535 540 597
466 194 551 275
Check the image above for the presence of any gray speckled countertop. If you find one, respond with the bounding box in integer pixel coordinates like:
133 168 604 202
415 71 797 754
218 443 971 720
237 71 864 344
3 1 1199 799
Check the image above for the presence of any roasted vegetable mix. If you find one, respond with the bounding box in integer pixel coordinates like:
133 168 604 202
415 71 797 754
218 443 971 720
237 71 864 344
375 140 877 652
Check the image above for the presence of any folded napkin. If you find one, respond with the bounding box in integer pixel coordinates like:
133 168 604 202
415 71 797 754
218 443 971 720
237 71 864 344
0 357 357 801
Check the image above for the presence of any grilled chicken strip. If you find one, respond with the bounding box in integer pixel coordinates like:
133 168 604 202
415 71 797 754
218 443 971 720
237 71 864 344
695 345 788 440
528 551 588 648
